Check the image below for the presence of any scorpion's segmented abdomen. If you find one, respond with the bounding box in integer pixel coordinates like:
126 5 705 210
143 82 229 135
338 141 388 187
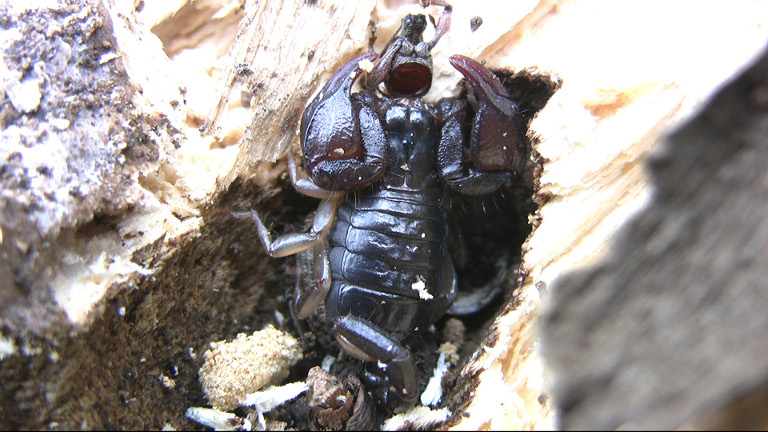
326 187 451 337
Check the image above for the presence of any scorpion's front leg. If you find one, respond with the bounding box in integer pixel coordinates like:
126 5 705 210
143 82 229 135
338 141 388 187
300 52 389 190
334 315 418 410
436 55 527 194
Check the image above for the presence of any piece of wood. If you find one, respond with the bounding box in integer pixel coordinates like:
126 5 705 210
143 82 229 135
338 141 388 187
540 46 768 430
2 0 768 429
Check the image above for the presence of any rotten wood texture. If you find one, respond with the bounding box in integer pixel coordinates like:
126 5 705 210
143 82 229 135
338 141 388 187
540 45 768 430
203 0 377 186
0 0 168 332
2 0 768 430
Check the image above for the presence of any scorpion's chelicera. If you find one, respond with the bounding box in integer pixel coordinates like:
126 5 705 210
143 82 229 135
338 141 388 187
243 6 527 411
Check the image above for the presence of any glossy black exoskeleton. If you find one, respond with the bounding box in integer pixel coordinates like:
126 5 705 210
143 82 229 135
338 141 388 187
240 6 527 411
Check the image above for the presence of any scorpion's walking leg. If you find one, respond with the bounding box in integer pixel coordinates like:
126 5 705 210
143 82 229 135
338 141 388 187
293 243 332 319
234 192 344 258
285 152 333 199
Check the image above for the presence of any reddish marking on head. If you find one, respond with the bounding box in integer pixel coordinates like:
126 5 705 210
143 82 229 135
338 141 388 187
388 62 432 96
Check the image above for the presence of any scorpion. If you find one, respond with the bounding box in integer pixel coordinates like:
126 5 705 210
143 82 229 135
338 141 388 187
241 5 528 411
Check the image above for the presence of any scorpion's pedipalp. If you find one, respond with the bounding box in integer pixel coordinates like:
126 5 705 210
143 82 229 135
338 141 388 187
449 55 527 173
300 51 379 169
305 101 389 190
435 98 513 195
300 51 390 190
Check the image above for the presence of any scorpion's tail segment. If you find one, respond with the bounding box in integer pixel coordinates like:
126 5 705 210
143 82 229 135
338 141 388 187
334 315 419 410
449 54 528 174
300 51 389 190
371 14 436 97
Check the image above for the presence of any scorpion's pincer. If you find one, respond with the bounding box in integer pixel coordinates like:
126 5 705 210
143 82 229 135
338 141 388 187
449 54 526 173
300 51 380 171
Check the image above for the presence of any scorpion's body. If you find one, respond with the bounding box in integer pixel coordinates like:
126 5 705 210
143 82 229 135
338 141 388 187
327 100 456 339
244 9 528 411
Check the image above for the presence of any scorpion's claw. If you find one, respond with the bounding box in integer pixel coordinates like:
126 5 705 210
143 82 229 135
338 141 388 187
449 55 526 173
300 51 379 171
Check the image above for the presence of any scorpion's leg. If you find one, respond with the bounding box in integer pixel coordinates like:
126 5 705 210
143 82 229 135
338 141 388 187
436 55 527 195
293 242 332 319
300 52 389 190
334 315 418 409
234 192 344 258
448 249 509 315
285 151 332 199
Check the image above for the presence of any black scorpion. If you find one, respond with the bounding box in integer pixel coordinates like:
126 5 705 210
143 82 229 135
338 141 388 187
241 6 527 410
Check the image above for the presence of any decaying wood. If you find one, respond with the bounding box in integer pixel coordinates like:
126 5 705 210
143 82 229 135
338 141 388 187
540 47 768 430
202 0 376 185
1 0 768 429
